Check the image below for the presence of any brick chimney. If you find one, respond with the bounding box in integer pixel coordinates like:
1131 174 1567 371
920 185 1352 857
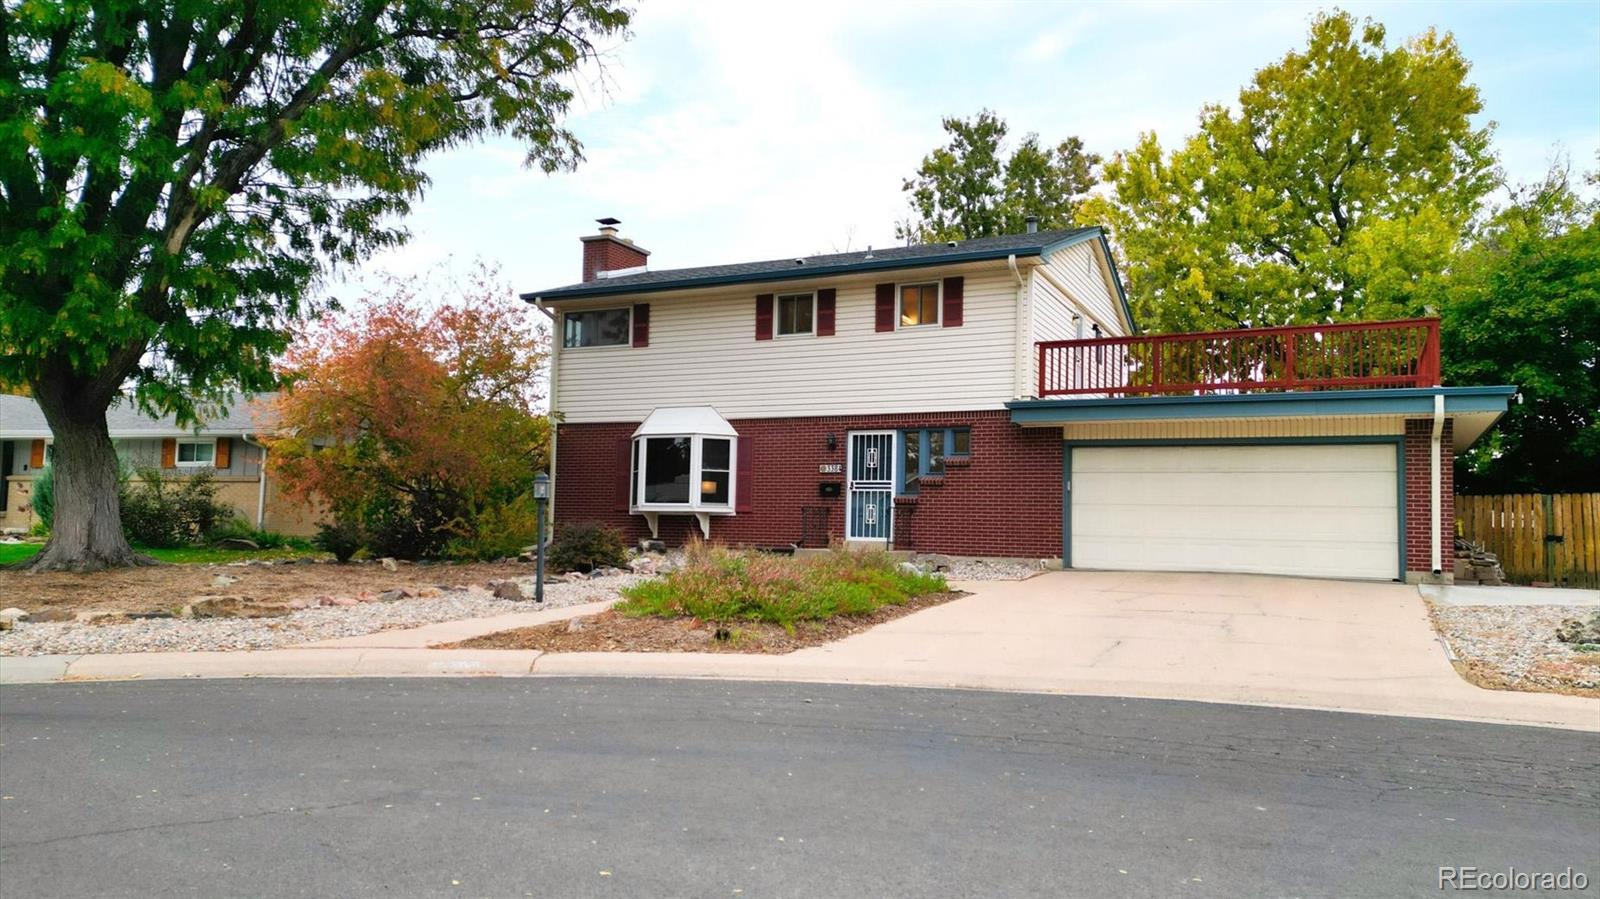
581 217 650 282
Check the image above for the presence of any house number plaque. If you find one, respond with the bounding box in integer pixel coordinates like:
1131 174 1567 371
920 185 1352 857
818 463 843 474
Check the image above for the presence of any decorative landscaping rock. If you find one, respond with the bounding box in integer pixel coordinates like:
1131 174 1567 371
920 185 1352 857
211 574 240 588
182 596 293 619
565 615 589 634
380 557 399 572
627 556 659 576
1555 611 1600 645
212 537 260 550
0 608 28 625
491 580 528 601
916 554 954 572
638 539 666 553
27 609 76 623
377 588 411 603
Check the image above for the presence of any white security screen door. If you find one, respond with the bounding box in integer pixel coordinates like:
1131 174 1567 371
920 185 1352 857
846 431 895 542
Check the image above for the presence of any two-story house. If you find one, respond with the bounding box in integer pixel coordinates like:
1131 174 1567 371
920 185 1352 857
522 219 1514 583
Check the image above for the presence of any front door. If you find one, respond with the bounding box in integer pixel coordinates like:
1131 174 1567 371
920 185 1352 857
846 431 895 543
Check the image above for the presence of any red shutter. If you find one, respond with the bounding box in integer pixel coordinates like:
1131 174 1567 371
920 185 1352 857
735 436 754 513
816 288 836 336
942 276 964 327
214 437 231 469
755 294 774 340
29 439 45 469
874 283 895 332
632 303 650 347
614 437 632 511
161 438 176 468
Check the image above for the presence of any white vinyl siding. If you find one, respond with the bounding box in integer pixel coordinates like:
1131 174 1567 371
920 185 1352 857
1039 240 1128 338
1070 444 1399 580
555 263 1020 422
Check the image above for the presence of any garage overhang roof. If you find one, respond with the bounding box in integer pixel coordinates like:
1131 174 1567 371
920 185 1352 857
1007 386 1517 452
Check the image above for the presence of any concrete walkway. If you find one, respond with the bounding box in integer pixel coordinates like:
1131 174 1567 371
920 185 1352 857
1421 581 1600 607
3 572 1597 731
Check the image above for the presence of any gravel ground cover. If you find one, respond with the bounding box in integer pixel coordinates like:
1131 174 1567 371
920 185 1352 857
939 558 1043 580
1429 603 1600 697
0 574 640 656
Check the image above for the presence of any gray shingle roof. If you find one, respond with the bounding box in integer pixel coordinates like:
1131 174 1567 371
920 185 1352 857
0 393 279 439
522 226 1108 302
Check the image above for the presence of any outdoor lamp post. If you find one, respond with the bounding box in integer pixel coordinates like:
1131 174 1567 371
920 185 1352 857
532 471 550 603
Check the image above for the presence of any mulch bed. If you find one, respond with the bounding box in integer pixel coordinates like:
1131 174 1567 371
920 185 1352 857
441 591 966 654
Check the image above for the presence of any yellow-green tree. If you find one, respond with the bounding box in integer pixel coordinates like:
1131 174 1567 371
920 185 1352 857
1085 11 1497 332
0 0 628 570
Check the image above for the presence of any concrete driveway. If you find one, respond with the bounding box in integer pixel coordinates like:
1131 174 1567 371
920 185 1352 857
539 570 1600 730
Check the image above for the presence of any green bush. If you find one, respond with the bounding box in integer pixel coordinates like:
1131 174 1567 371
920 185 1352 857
29 460 53 530
205 517 309 550
617 542 946 629
444 493 546 561
313 517 365 563
119 468 233 548
547 521 628 573
361 488 464 560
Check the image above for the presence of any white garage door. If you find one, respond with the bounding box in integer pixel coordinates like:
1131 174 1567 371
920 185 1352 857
1070 444 1399 580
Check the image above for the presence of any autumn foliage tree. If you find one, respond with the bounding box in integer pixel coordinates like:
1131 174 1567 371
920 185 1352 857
267 266 551 560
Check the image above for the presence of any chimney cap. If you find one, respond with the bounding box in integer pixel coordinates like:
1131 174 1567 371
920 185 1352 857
596 216 621 227
1025 215 1039 233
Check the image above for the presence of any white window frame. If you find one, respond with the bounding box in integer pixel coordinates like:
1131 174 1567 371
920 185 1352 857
895 280 941 330
561 306 632 350
631 434 736 514
175 437 217 467
774 291 817 338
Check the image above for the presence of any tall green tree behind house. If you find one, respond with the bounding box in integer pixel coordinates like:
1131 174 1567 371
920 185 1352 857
897 110 1100 243
1442 162 1600 493
0 0 630 570
1084 11 1497 332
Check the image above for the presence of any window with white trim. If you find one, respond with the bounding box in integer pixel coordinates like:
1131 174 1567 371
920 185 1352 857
776 292 815 336
633 435 734 511
899 282 939 327
563 308 631 348
176 438 216 467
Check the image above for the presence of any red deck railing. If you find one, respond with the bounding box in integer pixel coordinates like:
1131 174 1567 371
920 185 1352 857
1036 318 1441 397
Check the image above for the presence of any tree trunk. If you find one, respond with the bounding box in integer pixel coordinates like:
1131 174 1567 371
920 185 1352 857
21 379 155 572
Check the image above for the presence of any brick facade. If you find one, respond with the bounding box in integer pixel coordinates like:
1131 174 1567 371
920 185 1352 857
555 410 1064 558
1403 417 1454 579
558 412 1457 576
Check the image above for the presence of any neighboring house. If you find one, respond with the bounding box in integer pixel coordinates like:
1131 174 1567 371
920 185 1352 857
521 219 1515 583
0 394 319 536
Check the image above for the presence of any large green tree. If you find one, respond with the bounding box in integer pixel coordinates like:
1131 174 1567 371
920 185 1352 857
1085 11 1497 331
0 0 628 570
1442 163 1600 493
897 109 1099 243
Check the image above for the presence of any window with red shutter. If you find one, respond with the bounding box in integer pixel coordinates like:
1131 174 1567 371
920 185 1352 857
816 289 836 336
942 276 964 327
874 283 895 332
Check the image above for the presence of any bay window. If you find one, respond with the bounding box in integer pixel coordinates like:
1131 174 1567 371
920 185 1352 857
633 434 733 510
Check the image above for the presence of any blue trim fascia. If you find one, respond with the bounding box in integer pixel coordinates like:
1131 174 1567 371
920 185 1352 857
1011 386 1515 425
526 243 1067 303
1061 436 1407 580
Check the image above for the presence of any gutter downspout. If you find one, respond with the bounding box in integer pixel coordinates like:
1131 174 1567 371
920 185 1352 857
1008 254 1030 399
1431 393 1444 577
241 433 268 529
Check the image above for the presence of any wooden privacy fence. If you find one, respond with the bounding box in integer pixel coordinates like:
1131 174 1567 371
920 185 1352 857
1455 493 1600 588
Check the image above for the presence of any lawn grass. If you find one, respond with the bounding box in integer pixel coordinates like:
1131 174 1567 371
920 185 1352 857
0 543 326 566
617 542 947 629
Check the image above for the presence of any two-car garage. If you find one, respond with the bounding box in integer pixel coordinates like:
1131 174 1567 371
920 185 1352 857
1067 443 1401 581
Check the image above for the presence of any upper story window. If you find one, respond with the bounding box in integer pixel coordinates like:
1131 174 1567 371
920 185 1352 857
899 283 939 328
176 438 216 467
776 292 815 336
563 308 630 348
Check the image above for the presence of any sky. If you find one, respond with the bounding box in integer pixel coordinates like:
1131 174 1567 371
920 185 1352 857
343 0 1600 303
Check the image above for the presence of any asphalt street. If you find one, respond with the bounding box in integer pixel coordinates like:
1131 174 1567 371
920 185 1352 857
0 678 1595 898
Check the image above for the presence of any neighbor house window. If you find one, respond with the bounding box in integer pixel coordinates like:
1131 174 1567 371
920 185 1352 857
899 283 939 327
176 438 216 467
563 308 631 348
776 292 815 336
634 435 734 510
898 428 970 495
